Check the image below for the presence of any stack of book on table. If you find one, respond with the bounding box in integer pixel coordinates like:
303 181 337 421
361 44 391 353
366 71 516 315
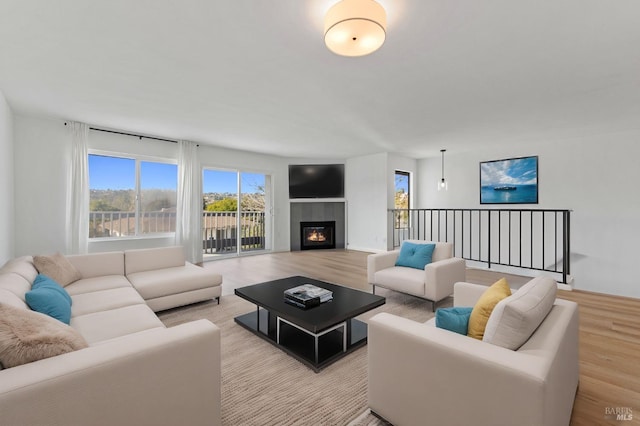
284 284 333 309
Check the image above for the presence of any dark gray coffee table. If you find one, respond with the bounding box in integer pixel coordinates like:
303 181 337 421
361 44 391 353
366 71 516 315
234 276 385 372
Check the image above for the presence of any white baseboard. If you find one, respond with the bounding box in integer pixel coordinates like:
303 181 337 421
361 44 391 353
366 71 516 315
346 245 386 254
557 283 573 291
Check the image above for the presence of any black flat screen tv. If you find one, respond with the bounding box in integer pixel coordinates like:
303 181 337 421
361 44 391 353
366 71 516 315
288 164 344 199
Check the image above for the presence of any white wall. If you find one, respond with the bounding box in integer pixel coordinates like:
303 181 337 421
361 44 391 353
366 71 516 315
417 136 640 298
346 153 389 252
0 91 14 264
345 152 417 252
14 115 69 256
13 115 292 256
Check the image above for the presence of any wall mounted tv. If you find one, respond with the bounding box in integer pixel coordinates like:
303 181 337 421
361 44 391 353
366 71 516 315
288 164 345 199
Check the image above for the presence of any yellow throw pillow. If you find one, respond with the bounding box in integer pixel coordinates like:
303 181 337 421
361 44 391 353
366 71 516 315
467 278 512 340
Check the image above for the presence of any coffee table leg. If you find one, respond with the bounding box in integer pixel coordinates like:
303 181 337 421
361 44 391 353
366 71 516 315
315 335 319 364
277 317 347 365
277 317 281 344
344 321 348 352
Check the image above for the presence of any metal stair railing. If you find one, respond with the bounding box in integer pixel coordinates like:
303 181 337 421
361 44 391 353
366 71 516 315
390 208 571 283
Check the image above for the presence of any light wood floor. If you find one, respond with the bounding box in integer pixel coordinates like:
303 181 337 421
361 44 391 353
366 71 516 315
203 249 640 426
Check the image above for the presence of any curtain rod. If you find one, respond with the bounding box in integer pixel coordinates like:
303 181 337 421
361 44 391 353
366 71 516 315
90 127 179 144
64 122 178 144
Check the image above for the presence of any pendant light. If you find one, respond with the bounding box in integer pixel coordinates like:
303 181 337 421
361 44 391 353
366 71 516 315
438 149 448 191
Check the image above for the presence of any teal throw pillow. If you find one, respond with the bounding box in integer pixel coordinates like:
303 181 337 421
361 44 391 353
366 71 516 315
436 307 473 335
25 275 72 324
32 274 72 305
395 242 436 270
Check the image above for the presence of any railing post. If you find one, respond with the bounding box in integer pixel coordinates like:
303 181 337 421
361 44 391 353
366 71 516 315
498 210 501 265
508 211 511 266
461 210 464 258
563 210 570 283
567 211 571 276
530 212 534 271
519 211 522 267
487 210 491 269
542 211 546 272
452 210 456 256
430 210 433 242
469 211 472 260
445 210 448 242
554 212 558 273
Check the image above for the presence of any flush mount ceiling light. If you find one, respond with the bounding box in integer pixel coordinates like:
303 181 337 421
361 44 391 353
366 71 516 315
324 0 387 57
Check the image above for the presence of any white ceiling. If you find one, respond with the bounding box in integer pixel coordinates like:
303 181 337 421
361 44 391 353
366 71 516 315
1 0 639 159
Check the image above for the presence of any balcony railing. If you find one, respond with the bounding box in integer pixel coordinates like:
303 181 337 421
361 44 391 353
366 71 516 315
89 211 173 237
202 210 265 254
390 208 571 283
89 210 266 254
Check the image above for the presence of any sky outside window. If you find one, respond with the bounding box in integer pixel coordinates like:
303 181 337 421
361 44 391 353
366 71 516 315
90 155 264 194
203 170 265 194
141 161 177 190
395 173 409 193
89 155 178 190
89 155 135 190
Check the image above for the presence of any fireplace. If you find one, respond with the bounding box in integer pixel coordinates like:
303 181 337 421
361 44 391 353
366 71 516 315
300 221 336 250
290 201 344 251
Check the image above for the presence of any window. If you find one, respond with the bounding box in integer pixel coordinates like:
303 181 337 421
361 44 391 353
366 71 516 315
394 171 410 228
88 154 177 238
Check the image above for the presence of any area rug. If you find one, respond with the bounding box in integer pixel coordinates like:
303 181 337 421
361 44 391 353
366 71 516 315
346 409 392 426
158 288 444 425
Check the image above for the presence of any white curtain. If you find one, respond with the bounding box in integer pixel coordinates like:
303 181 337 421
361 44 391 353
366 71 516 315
176 140 202 263
65 122 89 254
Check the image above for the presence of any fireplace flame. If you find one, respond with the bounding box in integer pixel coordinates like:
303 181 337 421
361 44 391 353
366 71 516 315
307 230 327 242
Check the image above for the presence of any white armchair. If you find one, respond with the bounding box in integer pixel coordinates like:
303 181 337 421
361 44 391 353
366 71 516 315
367 240 466 310
367 280 580 426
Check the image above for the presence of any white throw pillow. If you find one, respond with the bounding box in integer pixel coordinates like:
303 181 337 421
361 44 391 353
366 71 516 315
483 276 557 350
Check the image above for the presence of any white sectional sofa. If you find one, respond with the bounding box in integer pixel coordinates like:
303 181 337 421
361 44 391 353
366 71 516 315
122 246 222 312
0 246 222 426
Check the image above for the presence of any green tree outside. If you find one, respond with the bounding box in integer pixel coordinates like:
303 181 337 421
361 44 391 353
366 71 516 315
206 198 237 212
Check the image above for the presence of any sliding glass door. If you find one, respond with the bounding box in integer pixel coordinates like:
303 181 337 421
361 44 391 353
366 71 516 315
240 172 270 253
202 168 271 258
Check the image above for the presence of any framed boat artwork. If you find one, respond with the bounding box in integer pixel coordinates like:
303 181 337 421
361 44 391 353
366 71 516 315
480 156 538 204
